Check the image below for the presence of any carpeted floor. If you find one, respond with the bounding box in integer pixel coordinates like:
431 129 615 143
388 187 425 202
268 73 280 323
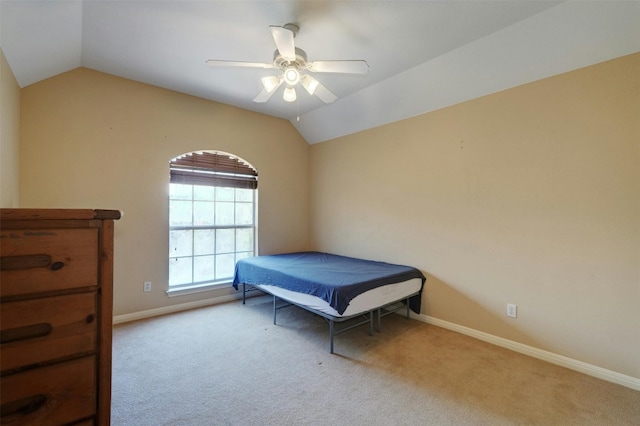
111 296 640 425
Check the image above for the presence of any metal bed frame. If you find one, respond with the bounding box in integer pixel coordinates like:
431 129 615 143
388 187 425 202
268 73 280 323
241 283 419 353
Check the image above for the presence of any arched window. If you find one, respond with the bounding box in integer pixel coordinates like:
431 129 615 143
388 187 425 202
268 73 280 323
168 151 257 295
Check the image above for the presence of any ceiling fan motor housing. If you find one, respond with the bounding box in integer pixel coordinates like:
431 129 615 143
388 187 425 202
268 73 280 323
274 47 308 86
273 47 308 70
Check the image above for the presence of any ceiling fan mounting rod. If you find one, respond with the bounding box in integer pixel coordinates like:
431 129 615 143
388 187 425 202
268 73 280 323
282 23 299 37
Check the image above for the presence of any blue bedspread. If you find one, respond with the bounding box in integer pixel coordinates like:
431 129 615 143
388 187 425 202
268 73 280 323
233 251 425 315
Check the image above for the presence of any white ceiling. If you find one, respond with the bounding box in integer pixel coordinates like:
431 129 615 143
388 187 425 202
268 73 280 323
1 1 639 144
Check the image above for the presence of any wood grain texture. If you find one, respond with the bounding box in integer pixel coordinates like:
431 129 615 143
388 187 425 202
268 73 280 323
0 209 119 426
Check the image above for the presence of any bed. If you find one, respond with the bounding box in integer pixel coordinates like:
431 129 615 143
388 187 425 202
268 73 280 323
232 251 426 353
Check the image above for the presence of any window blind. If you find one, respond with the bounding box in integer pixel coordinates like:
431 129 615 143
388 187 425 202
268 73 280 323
170 151 258 189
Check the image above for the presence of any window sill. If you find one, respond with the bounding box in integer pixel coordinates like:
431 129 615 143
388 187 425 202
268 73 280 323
166 281 233 297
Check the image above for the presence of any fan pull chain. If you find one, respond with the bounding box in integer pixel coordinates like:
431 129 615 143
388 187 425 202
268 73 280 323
296 97 300 122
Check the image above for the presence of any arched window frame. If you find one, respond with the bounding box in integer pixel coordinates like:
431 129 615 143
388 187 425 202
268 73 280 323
167 151 258 296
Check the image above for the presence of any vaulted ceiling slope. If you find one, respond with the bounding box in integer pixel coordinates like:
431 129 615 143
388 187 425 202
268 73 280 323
1 1 639 144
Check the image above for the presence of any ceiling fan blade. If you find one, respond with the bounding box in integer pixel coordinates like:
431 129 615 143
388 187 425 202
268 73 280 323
311 80 337 104
300 75 336 104
206 60 274 69
307 60 369 74
269 26 296 61
253 79 283 103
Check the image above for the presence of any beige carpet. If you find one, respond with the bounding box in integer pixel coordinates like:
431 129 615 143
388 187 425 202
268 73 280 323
112 296 640 425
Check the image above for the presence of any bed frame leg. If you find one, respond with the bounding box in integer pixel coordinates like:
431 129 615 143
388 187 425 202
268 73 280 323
329 320 335 354
242 283 246 304
369 311 373 336
273 295 277 324
406 297 410 319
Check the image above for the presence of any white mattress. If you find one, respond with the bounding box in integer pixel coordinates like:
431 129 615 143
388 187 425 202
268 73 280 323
256 278 422 318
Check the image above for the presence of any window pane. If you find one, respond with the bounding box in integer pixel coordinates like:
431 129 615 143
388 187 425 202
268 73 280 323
216 187 234 201
170 200 192 226
236 188 253 202
169 257 192 286
169 230 192 257
194 255 215 282
194 229 215 255
235 203 253 225
216 229 234 254
216 254 235 279
170 184 192 200
194 201 215 226
236 228 253 252
236 251 252 262
194 185 215 201
215 202 234 225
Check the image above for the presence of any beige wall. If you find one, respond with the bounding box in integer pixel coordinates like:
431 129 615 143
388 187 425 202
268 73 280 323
19 68 311 316
9 52 639 379
310 53 640 378
0 49 20 207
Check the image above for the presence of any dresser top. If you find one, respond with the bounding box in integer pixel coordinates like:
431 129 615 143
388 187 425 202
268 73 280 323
0 209 121 221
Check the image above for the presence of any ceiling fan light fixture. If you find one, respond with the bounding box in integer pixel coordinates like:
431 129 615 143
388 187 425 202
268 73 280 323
261 75 281 93
283 86 297 102
283 66 300 86
301 75 319 95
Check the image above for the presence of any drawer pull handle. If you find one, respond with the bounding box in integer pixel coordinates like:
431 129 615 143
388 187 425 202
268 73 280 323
0 323 53 344
86 314 95 324
0 394 47 419
0 254 51 271
50 261 65 271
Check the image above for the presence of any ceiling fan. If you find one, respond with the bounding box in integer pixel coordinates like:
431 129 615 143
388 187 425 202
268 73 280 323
206 23 369 104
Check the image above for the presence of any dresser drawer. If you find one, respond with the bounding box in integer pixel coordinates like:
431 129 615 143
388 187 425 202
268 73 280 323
0 355 96 425
1 293 97 372
0 228 98 297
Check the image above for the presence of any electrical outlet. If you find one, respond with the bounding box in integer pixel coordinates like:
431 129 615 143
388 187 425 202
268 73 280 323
506 303 517 318
144 281 152 292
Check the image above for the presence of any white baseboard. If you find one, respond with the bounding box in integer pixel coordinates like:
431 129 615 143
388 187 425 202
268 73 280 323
413 313 640 391
113 293 242 325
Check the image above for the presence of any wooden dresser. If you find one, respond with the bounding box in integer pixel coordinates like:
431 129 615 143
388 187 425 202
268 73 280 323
0 209 120 425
